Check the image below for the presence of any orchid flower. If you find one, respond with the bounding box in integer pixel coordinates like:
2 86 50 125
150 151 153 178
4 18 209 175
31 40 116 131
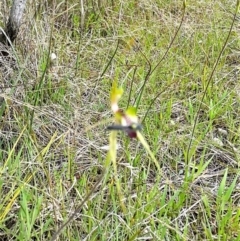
109 81 141 138
107 81 161 173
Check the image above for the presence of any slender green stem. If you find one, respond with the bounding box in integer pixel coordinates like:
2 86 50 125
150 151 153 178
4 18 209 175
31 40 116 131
186 0 240 163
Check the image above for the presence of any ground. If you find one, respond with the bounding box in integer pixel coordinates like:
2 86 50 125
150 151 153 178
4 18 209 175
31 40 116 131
0 0 239 240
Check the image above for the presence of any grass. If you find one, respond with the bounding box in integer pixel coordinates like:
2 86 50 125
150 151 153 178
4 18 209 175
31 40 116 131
0 0 240 240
